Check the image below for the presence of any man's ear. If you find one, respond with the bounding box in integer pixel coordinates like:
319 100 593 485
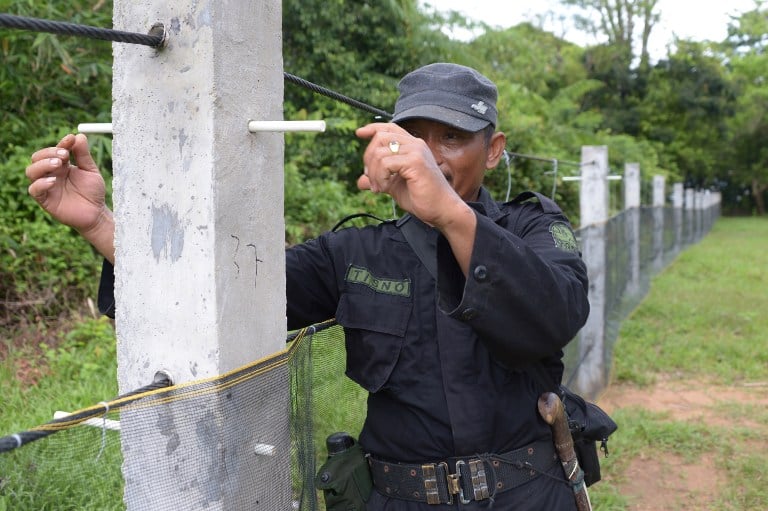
485 131 507 169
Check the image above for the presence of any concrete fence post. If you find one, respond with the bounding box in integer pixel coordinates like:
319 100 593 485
112 1 287 509
624 163 641 210
672 183 684 251
574 146 608 398
623 163 641 297
672 183 684 209
685 188 696 210
652 175 666 207
580 146 609 226
652 175 666 270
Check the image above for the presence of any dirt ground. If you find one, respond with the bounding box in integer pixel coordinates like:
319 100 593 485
596 378 768 510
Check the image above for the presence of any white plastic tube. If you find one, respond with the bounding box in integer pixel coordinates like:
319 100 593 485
253 442 277 456
77 123 113 134
78 120 326 135
248 120 326 133
562 175 623 181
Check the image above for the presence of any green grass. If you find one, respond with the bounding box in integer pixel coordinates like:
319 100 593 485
0 316 122 510
589 217 768 510
613 217 768 385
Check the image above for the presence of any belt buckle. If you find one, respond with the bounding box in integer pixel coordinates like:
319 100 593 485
423 462 454 505
453 460 471 505
422 463 441 505
468 459 490 501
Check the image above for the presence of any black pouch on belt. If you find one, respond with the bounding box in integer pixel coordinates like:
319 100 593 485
315 433 373 511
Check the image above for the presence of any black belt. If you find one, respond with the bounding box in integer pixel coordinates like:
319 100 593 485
367 439 558 505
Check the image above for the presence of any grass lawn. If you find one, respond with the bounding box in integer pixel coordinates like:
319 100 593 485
589 217 768 510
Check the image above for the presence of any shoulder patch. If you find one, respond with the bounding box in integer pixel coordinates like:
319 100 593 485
549 222 579 253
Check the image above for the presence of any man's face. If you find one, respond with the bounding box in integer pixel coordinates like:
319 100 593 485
399 119 491 202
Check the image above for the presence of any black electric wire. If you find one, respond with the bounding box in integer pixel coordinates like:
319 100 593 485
283 72 392 120
0 13 164 47
0 373 172 453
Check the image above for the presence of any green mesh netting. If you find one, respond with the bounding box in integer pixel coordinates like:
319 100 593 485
0 320 363 510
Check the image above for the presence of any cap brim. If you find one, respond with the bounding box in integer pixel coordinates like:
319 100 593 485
392 105 490 132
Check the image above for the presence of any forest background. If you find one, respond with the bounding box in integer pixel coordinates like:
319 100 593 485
1 0 767 388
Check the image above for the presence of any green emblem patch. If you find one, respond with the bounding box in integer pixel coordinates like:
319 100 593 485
345 265 411 297
549 222 579 253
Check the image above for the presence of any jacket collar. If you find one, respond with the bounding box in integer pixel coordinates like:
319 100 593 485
467 186 504 221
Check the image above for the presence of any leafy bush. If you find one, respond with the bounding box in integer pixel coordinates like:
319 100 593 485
1 0 114 326
0 136 109 325
0 0 113 159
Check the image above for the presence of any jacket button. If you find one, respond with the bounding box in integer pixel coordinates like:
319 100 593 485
473 265 488 282
461 308 477 321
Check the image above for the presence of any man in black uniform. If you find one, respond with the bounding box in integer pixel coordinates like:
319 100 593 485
26 63 589 509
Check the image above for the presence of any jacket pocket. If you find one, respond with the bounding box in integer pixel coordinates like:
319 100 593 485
336 292 412 393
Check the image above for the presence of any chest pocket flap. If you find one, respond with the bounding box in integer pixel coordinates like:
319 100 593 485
336 292 412 393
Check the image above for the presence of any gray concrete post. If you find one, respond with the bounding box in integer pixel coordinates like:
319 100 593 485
672 183 684 209
112 2 287 509
695 190 705 238
651 176 666 271
575 223 607 399
624 163 641 210
574 146 609 398
652 175 666 207
683 188 697 243
580 146 609 226
695 190 705 210
685 188 695 210
624 163 641 298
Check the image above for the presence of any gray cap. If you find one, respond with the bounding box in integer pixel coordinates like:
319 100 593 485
391 63 498 132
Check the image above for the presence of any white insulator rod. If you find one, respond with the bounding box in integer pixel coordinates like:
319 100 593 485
253 442 277 456
54 411 121 431
77 123 113 134
562 175 623 182
78 120 326 135
248 120 326 133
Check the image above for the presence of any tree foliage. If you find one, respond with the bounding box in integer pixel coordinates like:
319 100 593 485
562 0 660 69
1 0 113 325
723 1 768 214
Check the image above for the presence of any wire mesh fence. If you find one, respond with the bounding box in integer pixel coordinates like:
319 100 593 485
563 204 719 398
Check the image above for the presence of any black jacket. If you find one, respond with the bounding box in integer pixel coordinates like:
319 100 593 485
284 188 589 461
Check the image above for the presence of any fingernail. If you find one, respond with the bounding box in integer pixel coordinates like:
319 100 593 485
44 176 57 184
49 158 61 166
56 149 68 157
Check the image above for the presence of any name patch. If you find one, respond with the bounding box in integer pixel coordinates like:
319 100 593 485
345 265 411 297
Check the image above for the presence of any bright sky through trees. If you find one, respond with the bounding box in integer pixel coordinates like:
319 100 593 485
426 0 756 59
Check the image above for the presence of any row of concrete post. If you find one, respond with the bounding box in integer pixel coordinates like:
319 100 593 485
572 146 721 399
581 146 722 227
